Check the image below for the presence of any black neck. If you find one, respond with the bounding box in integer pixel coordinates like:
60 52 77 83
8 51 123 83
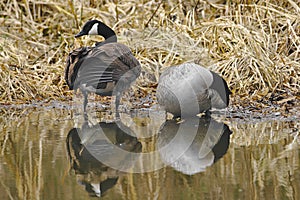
98 22 117 42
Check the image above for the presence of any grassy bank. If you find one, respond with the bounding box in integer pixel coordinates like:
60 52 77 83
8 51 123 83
0 0 299 112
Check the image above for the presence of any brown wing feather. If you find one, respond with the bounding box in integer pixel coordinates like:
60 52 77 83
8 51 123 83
65 43 141 93
65 47 93 89
84 43 141 85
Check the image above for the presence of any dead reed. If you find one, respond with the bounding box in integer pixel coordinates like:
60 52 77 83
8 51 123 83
0 0 299 111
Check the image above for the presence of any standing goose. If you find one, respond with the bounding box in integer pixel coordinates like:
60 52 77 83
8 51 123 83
156 63 230 118
65 20 141 117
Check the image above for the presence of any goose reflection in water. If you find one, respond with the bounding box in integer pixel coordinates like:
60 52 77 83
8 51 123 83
66 121 142 198
157 117 232 175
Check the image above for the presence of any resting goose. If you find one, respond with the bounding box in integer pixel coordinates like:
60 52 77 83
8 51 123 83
156 63 230 117
65 20 141 117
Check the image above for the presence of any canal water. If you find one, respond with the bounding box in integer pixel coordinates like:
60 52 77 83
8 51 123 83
0 103 299 199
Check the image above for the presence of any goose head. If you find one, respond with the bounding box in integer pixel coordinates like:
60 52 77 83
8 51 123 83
75 19 117 43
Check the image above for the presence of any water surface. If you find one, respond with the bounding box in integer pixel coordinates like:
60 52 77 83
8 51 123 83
0 105 299 200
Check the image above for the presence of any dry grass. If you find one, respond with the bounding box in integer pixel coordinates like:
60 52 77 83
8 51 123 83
0 0 299 110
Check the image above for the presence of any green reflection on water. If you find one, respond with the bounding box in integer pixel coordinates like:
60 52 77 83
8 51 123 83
0 107 299 200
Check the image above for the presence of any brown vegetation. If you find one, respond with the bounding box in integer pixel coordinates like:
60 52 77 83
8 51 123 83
0 0 299 112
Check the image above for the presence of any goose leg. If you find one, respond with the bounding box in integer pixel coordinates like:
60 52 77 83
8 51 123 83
115 93 121 119
204 109 212 117
83 92 88 121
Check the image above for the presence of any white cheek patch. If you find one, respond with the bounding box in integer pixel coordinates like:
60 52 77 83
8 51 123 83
88 23 98 35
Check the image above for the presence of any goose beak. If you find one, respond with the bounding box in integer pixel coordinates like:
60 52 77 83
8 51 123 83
75 31 85 38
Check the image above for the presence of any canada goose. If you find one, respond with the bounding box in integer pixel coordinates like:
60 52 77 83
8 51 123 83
156 63 230 117
66 122 142 176
157 117 231 175
66 121 142 197
65 20 141 117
